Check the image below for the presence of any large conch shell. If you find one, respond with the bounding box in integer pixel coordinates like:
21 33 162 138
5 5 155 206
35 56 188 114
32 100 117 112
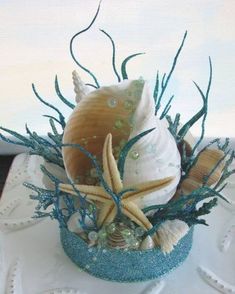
177 148 225 196
62 79 181 207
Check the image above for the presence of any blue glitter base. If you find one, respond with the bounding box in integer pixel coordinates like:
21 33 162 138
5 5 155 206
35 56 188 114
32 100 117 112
60 228 193 282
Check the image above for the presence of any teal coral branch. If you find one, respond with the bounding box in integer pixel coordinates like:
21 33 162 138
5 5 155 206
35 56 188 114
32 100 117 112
117 128 155 179
69 1 101 88
100 29 121 82
121 53 145 80
55 75 75 109
153 71 159 104
178 57 212 144
191 57 212 154
32 83 66 129
155 31 187 115
160 95 174 119
0 126 33 147
43 115 61 125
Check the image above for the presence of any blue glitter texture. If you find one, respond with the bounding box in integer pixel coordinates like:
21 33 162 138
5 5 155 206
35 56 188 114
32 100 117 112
60 228 193 282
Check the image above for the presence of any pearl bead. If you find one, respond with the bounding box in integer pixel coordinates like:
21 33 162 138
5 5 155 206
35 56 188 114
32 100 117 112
121 228 132 237
135 226 145 237
88 231 98 241
107 223 116 234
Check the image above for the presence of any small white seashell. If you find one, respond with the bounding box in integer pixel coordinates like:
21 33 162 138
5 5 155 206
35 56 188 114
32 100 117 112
157 219 189 254
67 211 92 234
140 235 155 250
72 70 90 103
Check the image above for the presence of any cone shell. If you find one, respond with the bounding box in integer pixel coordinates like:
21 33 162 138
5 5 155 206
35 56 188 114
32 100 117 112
188 148 225 186
62 79 181 206
175 178 201 197
174 148 225 199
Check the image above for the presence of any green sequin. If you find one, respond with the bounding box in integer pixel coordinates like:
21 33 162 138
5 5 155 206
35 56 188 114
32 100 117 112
114 119 124 129
129 150 139 160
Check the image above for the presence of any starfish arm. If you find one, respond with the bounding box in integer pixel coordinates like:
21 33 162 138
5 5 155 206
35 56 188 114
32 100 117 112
103 134 123 193
122 201 160 245
123 177 174 201
97 203 116 227
59 183 112 203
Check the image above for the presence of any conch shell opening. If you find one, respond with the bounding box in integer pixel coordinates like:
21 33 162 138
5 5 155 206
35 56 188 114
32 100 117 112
62 79 181 207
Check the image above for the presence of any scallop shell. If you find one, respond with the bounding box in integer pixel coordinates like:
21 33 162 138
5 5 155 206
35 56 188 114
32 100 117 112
156 219 189 254
62 79 181 207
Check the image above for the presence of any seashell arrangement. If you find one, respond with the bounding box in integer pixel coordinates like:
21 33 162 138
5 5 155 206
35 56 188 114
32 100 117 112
1 1 234 270
62 80 181 208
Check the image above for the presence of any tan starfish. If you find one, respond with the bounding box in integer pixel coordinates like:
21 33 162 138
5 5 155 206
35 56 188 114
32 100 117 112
59 133 173 245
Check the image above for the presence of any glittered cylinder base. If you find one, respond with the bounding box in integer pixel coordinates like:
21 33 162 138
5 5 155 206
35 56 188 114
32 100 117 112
60 228 193 282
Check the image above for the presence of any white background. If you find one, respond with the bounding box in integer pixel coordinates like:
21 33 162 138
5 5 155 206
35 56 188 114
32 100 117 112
0 0 234 139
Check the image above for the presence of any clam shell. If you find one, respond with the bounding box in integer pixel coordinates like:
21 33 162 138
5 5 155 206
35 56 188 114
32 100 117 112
62 79 181 207
157 219 189 254
188 148 225 186
139 235 155 250
174 148 225 198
